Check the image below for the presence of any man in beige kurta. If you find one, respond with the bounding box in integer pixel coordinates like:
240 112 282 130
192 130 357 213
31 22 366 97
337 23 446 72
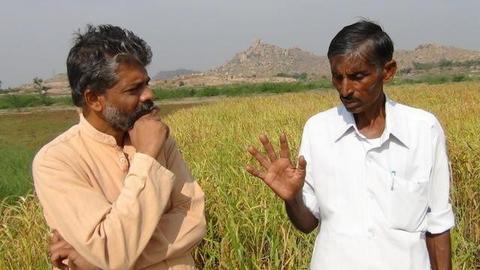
32 24 206 269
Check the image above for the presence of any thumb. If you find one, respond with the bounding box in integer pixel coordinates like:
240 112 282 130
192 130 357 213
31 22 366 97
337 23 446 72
297 155 307 173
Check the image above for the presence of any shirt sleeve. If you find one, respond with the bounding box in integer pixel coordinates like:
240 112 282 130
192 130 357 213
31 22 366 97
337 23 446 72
136 137 206 265
33 148 176 270
299 121 321 220
426 118 455 234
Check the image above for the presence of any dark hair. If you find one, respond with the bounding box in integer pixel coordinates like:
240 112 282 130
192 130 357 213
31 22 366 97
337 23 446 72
67 24 152 107
327 20 393 66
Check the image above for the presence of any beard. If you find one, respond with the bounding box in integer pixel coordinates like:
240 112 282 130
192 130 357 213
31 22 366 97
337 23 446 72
103 100 155 131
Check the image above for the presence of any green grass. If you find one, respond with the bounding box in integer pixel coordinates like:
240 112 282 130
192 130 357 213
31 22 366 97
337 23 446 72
1 81 479 269
152 80 331 100
1 75 479 110
0 94 72 110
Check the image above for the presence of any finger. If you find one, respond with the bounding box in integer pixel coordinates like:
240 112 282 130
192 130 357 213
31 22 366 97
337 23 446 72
51 230 59 244
247 145 270 168
245 165 266 179
297 155 307 173
279 133 291 159
51 247 72 270
164 124 170 139
150 105 160 115
259 134 278 162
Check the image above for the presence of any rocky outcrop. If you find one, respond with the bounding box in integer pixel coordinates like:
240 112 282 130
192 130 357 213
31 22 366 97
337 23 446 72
211 40 480 77
210 39 330 77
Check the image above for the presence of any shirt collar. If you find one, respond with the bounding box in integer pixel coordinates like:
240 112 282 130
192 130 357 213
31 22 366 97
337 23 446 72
333 96 410 148
79 113 119 146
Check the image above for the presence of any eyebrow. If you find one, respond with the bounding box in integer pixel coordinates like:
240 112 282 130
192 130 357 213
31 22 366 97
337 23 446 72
127 76 150 88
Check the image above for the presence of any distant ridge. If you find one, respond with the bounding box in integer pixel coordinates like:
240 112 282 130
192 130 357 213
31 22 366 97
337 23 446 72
9 41 480 95
153 69 199 80
210 39 330 77
210 40 480 77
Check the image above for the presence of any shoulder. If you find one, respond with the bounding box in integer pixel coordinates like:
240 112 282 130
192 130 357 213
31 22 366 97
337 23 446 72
33 124 82 170
391 101 442 129
304 106 342 131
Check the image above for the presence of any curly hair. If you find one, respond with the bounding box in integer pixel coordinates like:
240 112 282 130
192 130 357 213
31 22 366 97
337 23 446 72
66 24 152 107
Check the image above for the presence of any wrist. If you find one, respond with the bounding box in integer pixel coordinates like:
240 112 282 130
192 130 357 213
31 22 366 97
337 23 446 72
137 148 159 159
285 192 302 206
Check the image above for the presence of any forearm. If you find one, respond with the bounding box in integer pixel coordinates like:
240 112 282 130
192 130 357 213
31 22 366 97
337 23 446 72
151 181 206 261
79 155 176 269
285 193 318 233
36 153 175 270
426 230 452 270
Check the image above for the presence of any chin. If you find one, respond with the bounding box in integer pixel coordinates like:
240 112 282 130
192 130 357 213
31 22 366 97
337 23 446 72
343 102 363 114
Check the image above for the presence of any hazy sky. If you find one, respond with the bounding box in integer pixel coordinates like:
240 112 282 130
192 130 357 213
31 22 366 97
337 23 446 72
1 0 479 88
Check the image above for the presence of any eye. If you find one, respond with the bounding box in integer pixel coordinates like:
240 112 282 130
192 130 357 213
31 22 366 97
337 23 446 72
126 85 142 95
353 73 367 80
333 74 343 81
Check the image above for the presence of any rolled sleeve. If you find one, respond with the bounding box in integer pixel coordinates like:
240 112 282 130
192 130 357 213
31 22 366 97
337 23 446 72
302 181 321 219
426 118 455 234
426 204 455 234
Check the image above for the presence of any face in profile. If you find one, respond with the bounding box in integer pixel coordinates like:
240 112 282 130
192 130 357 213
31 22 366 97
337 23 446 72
329 48 388 114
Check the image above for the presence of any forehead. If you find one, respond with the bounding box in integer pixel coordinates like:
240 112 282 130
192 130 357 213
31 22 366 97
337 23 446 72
104 61 148 96
115 61 148 82
329 42 379 71
329 52 377 73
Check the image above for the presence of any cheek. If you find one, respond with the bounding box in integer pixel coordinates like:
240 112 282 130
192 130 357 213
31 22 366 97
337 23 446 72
118 95 140 111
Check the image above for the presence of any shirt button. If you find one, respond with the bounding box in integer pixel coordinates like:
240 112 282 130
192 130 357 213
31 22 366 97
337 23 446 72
120 157 127 163
368 228 375 238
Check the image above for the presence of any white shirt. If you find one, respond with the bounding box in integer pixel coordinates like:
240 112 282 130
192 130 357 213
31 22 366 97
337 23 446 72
299 98 455 270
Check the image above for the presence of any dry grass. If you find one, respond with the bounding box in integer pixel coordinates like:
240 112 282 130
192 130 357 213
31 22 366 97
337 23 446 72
1 81 479 269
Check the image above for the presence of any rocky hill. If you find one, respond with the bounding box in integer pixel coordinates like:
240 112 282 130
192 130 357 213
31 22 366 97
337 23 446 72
16 73 70 95
396 44 480 67
153 69 199 80
210 40 480 77
210 39 330 77
8 41 480 96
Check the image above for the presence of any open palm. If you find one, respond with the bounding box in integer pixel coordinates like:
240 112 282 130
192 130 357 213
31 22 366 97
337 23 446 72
246 133 306 202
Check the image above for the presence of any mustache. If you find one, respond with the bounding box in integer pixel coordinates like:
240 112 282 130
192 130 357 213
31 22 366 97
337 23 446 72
127 100 157 129
340 93 356 102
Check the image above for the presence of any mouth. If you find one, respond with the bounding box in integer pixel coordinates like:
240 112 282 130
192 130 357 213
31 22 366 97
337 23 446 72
340 96 361 111
340 96 356 104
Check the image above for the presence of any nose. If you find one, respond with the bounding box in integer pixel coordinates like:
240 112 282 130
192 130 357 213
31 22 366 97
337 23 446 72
338 78 354 98
140 86 154 102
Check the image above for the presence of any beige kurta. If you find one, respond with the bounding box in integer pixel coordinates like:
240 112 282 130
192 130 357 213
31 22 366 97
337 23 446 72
32 114 206 270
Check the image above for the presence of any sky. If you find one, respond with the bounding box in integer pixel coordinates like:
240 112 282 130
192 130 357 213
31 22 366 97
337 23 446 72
0 0 479 88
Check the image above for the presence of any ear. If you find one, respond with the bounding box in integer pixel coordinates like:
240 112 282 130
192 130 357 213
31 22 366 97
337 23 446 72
382 60 397 83
84 89 105 112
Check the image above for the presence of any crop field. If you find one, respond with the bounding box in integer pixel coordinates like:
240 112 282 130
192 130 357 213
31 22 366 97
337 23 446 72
0 81 479 269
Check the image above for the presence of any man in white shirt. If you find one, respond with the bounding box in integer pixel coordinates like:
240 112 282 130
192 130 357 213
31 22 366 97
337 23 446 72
246 20 454 270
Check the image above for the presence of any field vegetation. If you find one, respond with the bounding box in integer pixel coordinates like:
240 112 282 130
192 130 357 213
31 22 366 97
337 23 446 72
0 81 479 269
1 74 477 110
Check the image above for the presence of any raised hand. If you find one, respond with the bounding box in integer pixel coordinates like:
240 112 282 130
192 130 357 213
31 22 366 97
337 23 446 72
128 108 170 159
246 133 307 202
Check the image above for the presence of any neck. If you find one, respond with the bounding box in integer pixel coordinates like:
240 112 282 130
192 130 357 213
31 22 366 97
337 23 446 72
82 109 126 146
354 93 386 139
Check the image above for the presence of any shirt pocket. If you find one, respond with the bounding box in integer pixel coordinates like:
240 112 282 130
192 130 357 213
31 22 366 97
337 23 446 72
384 176 429 232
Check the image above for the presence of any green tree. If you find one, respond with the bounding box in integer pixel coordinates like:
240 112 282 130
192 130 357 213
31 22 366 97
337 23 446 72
33 77 47 95
32 77 53 106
